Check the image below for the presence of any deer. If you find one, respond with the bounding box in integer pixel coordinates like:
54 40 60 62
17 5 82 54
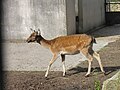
26 28 105 77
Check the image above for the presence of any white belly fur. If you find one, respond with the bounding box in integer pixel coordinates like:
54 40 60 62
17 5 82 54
60 50 80 55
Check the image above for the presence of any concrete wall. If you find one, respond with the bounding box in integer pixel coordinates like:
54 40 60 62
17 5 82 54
2 0 75 40
66 0 76 35
78 0 105 33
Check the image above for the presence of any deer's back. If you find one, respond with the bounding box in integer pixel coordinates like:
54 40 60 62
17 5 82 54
50 34 92 53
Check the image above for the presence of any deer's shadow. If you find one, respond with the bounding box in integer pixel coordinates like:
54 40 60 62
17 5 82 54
67 66 120 76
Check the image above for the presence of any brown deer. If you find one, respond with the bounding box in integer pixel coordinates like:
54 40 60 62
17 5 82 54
26 28 105 77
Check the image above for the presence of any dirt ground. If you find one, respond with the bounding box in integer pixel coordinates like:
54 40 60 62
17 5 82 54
2 39 120 90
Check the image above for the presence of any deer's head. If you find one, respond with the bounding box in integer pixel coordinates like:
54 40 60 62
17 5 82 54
26 28 42 43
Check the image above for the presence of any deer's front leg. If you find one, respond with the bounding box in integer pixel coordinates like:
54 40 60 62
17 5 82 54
45 54 57 77
61 54 66 76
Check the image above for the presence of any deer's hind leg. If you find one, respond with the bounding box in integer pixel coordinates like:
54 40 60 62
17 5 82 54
92 51 105 73
80 47 94 77
87 46 105 74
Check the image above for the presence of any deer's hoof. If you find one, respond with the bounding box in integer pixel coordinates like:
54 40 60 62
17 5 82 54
45 74 48 78
85 74 90 77
102 71 106 76
63 72 66 77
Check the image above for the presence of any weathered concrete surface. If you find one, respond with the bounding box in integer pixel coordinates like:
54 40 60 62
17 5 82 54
78 0 105 33
2 25 120 71
102 71 120 90
2 0 106 40
2 0 75 40
66 0 76 35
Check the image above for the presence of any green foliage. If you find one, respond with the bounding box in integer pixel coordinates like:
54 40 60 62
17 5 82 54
94 79 101 90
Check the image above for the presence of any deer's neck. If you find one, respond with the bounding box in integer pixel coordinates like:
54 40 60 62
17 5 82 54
36 36 51 48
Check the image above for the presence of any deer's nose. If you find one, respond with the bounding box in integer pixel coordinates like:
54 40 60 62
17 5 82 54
26 39 30 43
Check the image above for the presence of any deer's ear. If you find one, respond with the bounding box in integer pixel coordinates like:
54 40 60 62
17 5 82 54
38 28 41 35
30 28 36 32
30 28 33 31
